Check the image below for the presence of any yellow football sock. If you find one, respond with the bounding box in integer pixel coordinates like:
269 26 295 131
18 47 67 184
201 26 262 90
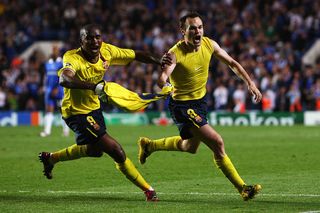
214 155 245 193
51 144 88 164
115 158 151 191
149 136 181 152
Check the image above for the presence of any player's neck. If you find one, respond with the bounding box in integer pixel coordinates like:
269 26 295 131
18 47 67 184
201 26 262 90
81 48 99 63
183 40 200 52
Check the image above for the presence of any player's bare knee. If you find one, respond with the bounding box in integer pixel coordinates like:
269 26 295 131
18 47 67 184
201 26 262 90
181 142 197 154
109 146 126 163
186 144 198 154
215 135 225 151
86 145 103 157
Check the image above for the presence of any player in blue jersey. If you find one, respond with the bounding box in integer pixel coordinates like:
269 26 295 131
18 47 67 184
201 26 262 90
40 46 69 137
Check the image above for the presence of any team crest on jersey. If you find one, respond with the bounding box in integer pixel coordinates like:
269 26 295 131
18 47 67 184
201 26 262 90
86 116 100 131
187 109 202 123
194 115 202 123
92 123 100 131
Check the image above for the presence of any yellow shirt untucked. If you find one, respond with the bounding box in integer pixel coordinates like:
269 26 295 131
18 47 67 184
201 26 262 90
169 37 214 101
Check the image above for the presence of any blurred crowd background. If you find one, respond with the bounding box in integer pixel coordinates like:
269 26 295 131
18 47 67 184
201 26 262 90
0 0 320 113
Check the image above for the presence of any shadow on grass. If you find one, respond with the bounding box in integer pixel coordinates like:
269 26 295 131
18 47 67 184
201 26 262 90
1 193 320 211
0 193 142 203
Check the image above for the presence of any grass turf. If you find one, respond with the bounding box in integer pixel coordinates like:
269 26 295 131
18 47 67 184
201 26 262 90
0 125 319 212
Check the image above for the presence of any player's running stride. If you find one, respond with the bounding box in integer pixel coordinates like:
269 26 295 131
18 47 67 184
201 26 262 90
137 11 262 201
39 24 171 201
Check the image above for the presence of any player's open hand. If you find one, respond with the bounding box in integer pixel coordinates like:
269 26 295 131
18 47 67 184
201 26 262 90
248 83 262 103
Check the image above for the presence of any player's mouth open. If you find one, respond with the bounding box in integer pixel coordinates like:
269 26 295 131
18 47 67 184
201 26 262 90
91 46 100 52
194 35 201 43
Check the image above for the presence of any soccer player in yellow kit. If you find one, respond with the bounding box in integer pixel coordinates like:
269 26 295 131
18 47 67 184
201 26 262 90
38 24 169 201
138 12 263 201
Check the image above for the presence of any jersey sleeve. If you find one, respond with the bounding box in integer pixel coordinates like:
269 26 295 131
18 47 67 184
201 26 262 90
202 37 214 54
169 43 180 64
101 43 135 66
58 51 80 76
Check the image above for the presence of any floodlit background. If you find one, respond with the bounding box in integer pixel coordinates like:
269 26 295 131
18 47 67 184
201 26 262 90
0 0 320 114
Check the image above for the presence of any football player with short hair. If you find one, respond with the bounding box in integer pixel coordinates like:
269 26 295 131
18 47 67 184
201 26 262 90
39 24 170 201
138 11 262 201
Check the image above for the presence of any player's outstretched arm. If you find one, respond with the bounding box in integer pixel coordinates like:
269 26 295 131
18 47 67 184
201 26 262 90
59 68 108 101
157 52 176 89
135 51 173 67
212 40 262 103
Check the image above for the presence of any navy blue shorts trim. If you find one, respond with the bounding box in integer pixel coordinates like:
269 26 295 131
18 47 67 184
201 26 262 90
64 109 106 145
169 96 208 140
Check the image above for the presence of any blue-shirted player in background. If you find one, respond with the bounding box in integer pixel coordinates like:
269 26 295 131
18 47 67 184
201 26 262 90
40 46 69 137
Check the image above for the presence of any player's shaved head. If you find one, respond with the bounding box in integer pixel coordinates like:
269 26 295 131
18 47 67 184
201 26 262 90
80 24 102 41
79 24 103 60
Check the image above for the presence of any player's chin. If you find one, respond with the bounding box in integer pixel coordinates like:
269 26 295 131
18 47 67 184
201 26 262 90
193 41 201 48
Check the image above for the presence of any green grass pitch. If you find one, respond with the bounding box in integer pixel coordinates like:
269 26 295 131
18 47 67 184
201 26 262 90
0 125 319 212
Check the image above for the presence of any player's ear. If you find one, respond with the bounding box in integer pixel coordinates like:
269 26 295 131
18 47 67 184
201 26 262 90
180 28 185 36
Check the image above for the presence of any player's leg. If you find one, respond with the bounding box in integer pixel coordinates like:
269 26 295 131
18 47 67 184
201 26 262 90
138 136 201 164
38 144 94 179
138 97 203 164
40 100 55 137
51 143 102 162
66 109 158 201
190 124 261 200
38 143 103 180
39 111 104 179
99 133 158 201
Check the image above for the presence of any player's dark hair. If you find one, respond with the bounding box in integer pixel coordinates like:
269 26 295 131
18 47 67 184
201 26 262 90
80 24 102 40
179 11 202 29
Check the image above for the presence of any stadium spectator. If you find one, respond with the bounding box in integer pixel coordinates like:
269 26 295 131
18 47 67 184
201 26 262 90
0 86 6 110
301 65 316 110
275 86 289 111
313 79 320 110
213 79 228 111
261 86 276 112
233 83 247 113
137 11 262 201
287 83 302 112
38 24 171 201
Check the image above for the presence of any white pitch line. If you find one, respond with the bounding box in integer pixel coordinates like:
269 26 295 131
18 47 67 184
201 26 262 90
1 190 320 198
50 190 320 197
300 211 320 213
